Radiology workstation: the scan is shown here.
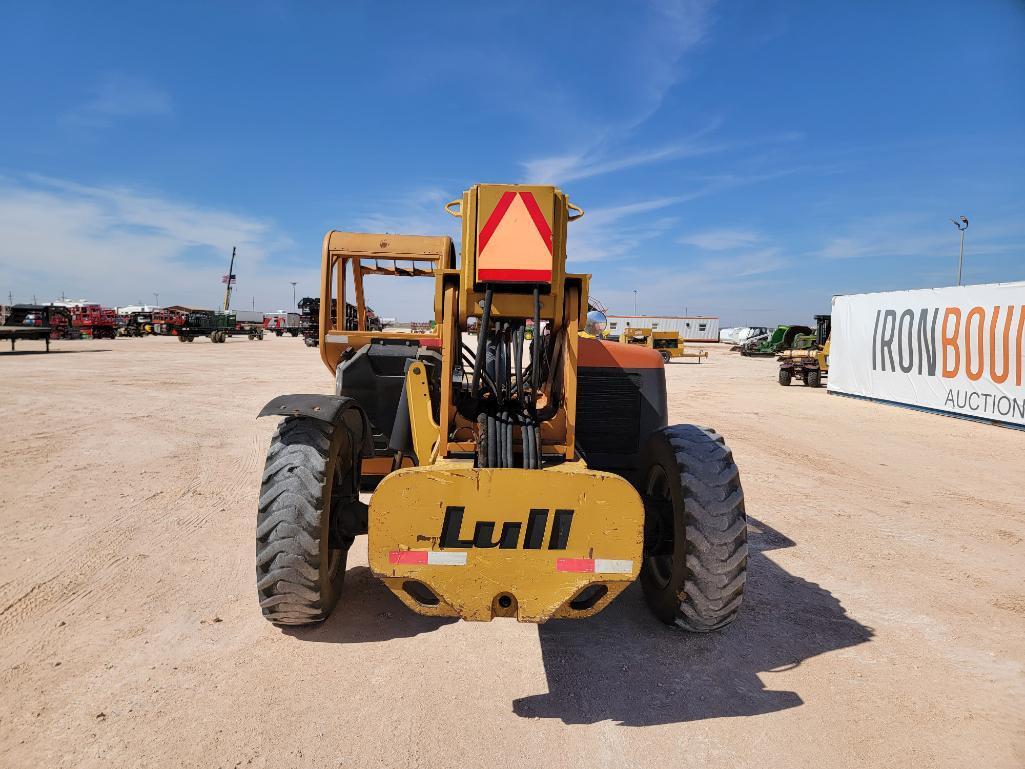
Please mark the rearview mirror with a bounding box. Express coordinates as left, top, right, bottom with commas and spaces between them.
585, 309, 608, 336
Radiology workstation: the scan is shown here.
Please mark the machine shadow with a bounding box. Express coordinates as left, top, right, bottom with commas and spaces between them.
283, 566, 456, 643
512, 517, 873, 726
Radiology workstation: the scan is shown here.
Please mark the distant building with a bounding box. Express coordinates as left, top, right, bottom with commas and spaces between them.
606, 315, 720, 342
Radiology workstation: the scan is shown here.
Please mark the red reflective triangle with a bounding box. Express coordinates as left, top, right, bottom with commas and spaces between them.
478, 191, 553, 255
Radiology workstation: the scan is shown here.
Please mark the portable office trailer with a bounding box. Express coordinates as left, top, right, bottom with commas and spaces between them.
606, 315, 719, 342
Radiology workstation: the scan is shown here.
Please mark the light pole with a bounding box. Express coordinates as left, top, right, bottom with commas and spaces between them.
153, 292, 159, 307
633, 290, 638, 315
950, 216, 968, 286
290, 281, 297, 309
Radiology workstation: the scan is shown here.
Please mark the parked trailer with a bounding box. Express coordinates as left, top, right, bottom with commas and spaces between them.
606, 315, 719, 342
177, 311, 264, 343
623, 327, 708, 363
0, 304, 64, 351
265, 312, 302, 337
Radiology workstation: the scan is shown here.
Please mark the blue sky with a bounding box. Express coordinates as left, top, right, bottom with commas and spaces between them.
1, 1, 1022, 324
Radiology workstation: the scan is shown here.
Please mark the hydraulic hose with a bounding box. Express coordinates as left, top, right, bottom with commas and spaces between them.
486, 413, 497, 468
531, 286, 541, 395
471, 286, 493, 398
513, 325, 525, 404
461, 351, 498, 398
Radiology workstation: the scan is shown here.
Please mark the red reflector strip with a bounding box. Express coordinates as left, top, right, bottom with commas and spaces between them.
556, 558, 633, 574
390, 550, 428, 565
389, 550, 468, 566
477, 268, 553, 283
477, 190, 517, 255
556, 558, 595, 573
518, 191, 553, 254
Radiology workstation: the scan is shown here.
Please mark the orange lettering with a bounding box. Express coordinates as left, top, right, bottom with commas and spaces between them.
990, 306, 1013, 384
1017, 305, 1025, 387
965, 306, 985, 381
941, 307, 961, 378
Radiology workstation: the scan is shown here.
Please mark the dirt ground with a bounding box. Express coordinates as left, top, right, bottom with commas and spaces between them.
1, 334, 1022, 769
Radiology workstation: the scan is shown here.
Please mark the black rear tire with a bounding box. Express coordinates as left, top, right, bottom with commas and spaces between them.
660, 350, 671, 364
256, 416, 361, 625
640, 425, 748, 631
807, 369, 821, 388
778, 368, 792, 386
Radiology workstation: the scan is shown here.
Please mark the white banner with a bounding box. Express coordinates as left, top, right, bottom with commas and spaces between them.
828, 282, 1025, 428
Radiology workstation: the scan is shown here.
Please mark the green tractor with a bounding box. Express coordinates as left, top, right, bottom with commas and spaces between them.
740, 324, 813, 357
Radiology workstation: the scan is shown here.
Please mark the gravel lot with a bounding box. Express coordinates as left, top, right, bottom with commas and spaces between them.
1, 334, 1022, 768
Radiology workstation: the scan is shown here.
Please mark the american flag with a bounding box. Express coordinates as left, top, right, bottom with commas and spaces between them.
221, 274, 237, 285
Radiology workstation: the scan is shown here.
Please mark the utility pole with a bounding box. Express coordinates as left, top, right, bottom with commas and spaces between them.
7, 290, 12, 304
153, 292, 159, 307
223, 247, 237, 311
950, 216, 968, 286
633, 290, 638, 314
290, 281, 297, 309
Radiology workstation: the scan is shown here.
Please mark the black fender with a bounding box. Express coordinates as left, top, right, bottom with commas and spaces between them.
258, 394, 374, 458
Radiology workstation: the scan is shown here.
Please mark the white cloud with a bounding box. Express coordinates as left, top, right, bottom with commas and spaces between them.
349, 187, 461, 242
523, 121, 724, 185
625, 0, 717, 129
704, 248, 790, 277
63, 73, 173, 126
519, 0, 717, 185
0, 174, 309, 311
567, 171, 798, 263
678, 228, 762, 251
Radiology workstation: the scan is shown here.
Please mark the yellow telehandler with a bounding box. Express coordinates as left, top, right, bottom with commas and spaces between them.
256, 184, 747, 630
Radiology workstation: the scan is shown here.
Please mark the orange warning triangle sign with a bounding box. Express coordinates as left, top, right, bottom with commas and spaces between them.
477, 191, 553, 283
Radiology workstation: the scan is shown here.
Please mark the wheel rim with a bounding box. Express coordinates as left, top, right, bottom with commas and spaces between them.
324, 431, 356, 590
644, 464, 675, 590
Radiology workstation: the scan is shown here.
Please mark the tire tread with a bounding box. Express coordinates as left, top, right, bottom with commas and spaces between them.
256, 417, 340, 626
655, 424, 748, 631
